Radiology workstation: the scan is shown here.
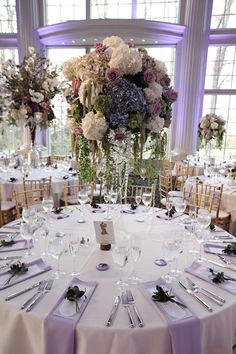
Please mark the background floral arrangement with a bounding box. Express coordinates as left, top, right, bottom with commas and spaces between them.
198, 113, 226, 149
63, 36, 177, 186
0, 47, 59, 145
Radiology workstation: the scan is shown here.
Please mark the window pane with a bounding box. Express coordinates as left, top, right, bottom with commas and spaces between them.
211, 0, 236, 29
0, 0, 17, 33
205, 46, 236, 90
91, 0, 132, 18
0, 48, 20, 153
45, 0, 86, 25
47, 48, 86, 155
201, 94, 236, 159
136, 0, 180, 23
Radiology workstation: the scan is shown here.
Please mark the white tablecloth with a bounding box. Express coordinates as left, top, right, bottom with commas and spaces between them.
0, 206, 236, 354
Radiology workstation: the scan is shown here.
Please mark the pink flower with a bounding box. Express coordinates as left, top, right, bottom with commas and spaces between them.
71, 79, 80, 92
126, 41, 134, 48
115, 131, 124, 141
105, 68, 123, 83
163, 119, 171, 128
151, 100, 161, 117
160, 74, 171, 88
144, 69, 156, 84
95, 42, 107, 53
73, 124, 83, 136
163, 88, 178, 103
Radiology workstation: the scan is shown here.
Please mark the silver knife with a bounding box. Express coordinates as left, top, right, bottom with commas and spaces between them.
106, 295, 120, 327
179, 281, 213, 312
206, 259, 236, 273
121, 292, 135, 328
5, 280, 42, 301
0, 256, 21, 261
25, 279, 54, 312
21, 280, 48, 309
126, 290, 144, 327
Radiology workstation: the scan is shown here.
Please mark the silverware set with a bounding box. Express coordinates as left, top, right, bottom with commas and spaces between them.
4, 278, 54, 312
106, 290, 143, 328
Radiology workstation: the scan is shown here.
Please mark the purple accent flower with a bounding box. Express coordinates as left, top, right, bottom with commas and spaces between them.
151, 100, 161, 117
105, 68, 123, 83
144, 69, 156, 84
163, 88, 178, 103
160, 74, 171, 88
95, 42, 106, 53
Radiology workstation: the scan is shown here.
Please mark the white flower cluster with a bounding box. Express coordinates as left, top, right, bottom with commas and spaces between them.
144, 82, 163, 103
146, 116, 165, 133
198, 113, 226, 146
82, 111, 108, 140
109, 44, 142, 75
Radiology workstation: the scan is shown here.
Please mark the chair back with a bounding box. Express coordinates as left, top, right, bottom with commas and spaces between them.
126, 183, 156, 207
23, 177, 52, 194
13, 188, 47, 218
175, 161, 189, 190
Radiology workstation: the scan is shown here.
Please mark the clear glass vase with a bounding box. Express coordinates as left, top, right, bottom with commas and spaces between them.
28, 144, 40, 168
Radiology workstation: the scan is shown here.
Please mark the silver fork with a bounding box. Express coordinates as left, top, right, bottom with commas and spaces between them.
218, 255, 236, 265
186, 277, 225, 305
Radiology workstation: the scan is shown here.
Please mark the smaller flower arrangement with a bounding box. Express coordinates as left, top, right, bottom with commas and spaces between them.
198, 113, 226, 149
0, 47, 59, 145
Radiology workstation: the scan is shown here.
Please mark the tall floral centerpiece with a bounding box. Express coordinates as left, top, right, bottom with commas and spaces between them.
63, 36, 177, 190
0, 47, 59, 147
198, 113, 226, 158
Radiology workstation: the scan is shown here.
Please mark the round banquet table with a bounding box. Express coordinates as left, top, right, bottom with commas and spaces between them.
0, 205, 236, 354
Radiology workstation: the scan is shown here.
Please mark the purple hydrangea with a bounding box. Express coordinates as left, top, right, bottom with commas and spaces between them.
104, 78, 147, 116
107, 112, 128, 128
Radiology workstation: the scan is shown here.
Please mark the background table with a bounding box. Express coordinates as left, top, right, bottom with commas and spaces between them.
0, 206, 236, 354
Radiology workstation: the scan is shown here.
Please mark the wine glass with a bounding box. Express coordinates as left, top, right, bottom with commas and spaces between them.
112, 245, 129, 290
173, 198, 186, 224
20, 222, 32, 258
140, 168, 147, 180
128, 237, 142, 284
193, 223, 209, 262
142, 191, 152, 214
166, 197, 174, 222
42, 195, 54, 213
104, 189, 112, 220
22, 206, 36, 224
77, 189, 88, 223
69, 234, 80, 276
110, 189, 118, 213
49, 236, 66, 279
162, 236, 183, 283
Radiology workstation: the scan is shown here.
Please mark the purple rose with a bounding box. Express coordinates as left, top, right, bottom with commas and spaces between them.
151, 100, 161, 117
160, 74, 171, 88
163, 119, 171, 128
95, 42, 106, 53
163, 88, 178, 103
105, 68, 123, 83
144, 69, 156, 84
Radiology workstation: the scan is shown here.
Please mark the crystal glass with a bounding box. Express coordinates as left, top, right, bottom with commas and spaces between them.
128, 238, 141, 284
69, 234, 80, 276
77, 189, 88, 223
166, 197, 174, 222
49, 236, 66, 279
174, 198, 186, 214
142, 191, 152, 214
20, 222, 32, 258
22, 206, 36, 224
112, 245, 129, 290
197, 209, 211, 229
104, 189, 112, 220
42, 195, 54, 213
162, 236, 183, 283
193, 223, 209, 262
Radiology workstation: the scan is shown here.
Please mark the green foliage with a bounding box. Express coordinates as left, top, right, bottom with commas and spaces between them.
93, 95, 112, 114
77, 135, 96, 183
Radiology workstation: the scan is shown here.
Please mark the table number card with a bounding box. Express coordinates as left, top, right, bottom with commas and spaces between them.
94, 221, 115, 245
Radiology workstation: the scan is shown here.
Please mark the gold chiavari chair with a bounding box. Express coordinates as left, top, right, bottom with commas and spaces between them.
23, 177, 52, 194
61, 181, 103, 206
13, 188, 48, 219
174, 161, 190, 191
125, 183, 156, 207
0, 200, 16, 226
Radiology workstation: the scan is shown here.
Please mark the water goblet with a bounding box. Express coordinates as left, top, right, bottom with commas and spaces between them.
49, 236, 66, 279
128, 238, 142, 284
77, 189, 88, 223
142, 191, 152, 215
20, 222, 32, 258
162, 236, 183, 283
22, 206, 36, 224
42, 195, 54, 214
104, 189, 112, 220
112, 245, 129, 291
69, 234, 80, 276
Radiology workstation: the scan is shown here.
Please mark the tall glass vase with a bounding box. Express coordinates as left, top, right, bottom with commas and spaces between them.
28, 143, 39, 168
205, 141, 212, 162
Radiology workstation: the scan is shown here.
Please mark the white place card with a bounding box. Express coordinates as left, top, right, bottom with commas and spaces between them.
94, 220, 115, 245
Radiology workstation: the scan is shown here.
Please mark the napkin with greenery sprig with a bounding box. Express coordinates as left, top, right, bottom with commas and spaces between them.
165, 207, 176, 218
4, 261, 28, 285
222, 243, 236, 255
209, 268, 236, 283
152, 285, 186, 308
0, 239, 15, 248
64, 286, 87, 313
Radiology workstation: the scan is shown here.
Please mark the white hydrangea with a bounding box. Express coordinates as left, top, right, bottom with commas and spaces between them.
211, 122, 218, 129
146, 116, 164, 133
82, 111, 108, 140
109, 44, 142, 75
62, 57, 80, 81
29, 89, 44, 103
144, 83, 162, 103
155, 59, 168, 81
103, 36, 125, 48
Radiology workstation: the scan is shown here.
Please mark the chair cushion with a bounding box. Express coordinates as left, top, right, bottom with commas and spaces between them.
1, 201, 15, 211
211, 209, 230, 220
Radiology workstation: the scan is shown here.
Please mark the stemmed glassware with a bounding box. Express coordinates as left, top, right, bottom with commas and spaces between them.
162, 236, 183, 283
20, 222, 33, 258
77, 188, 89, 223
128, 237, 141, 284
166, 196, 174, 221
173, 198, 186, 224
104, 188, 112, 220
195, 209, 211, 261
110, 189, 118, 213
42, 194, 54, 214
49, 236, 66, 279
142, 191, 152, 214
112, 244, 129, 290
69, 234, 80, 276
